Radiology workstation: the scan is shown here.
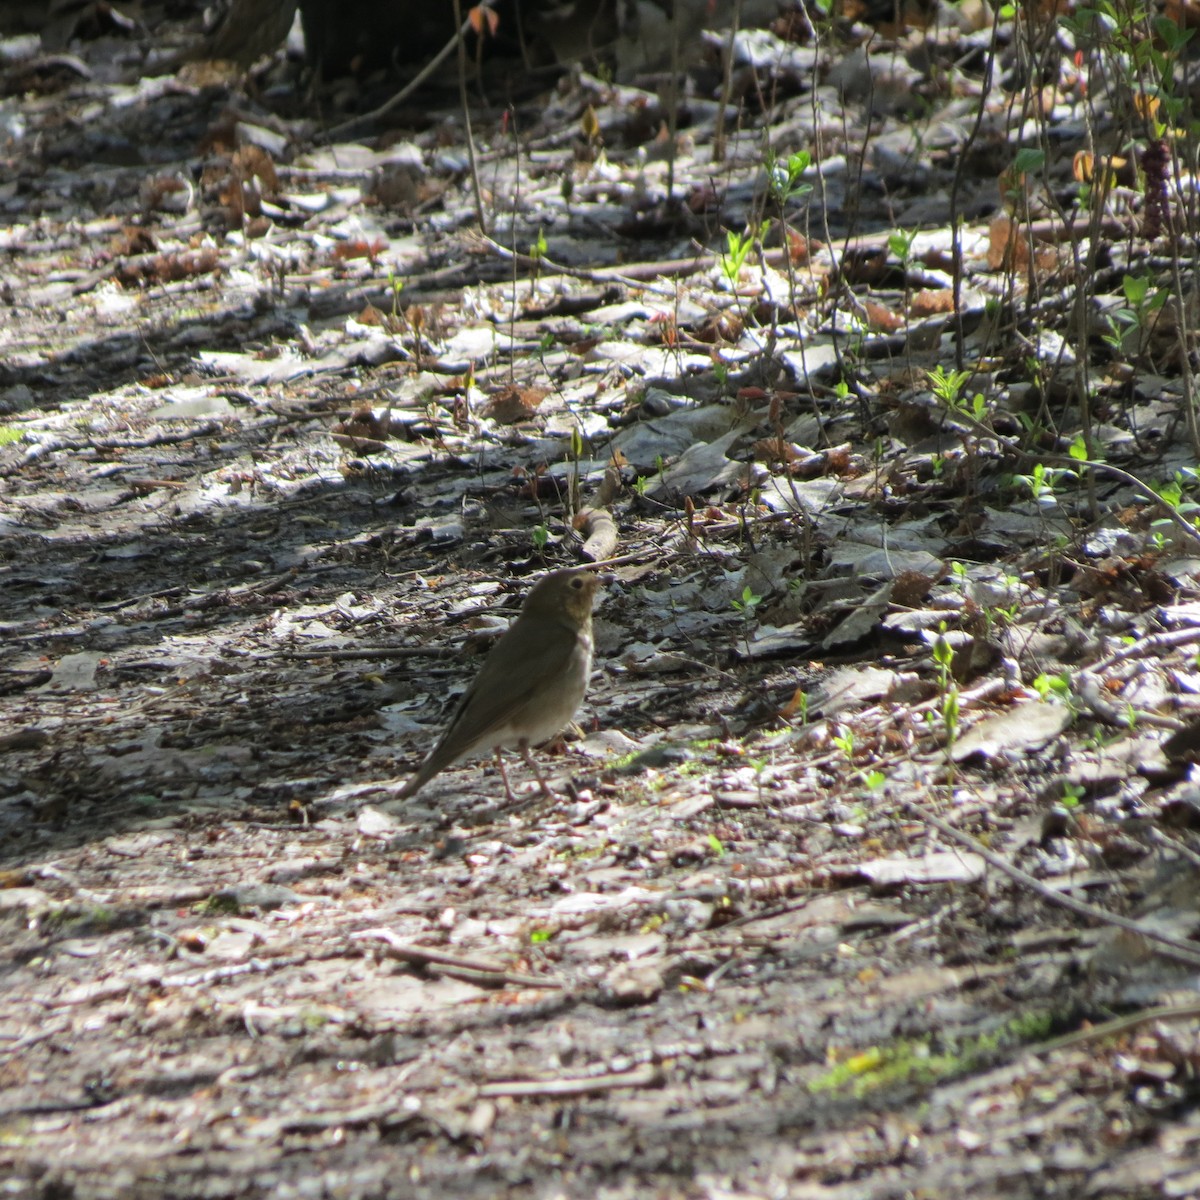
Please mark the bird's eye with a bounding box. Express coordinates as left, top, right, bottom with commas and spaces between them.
571, 577, 583, 588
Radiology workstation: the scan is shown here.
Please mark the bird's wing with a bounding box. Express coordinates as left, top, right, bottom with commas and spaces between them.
447, 616, 578, 740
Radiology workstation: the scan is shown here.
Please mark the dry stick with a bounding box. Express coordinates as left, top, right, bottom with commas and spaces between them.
901, 799, 1200, 969
476, 217, 1128, 300
1086, 625, 1200, 675
1026, 1000, 1200, 1057
711, 0, 742, 165
663, 0, 682, 202
948, 0, 1002, 374
476, 232, 686, 297
477, 1065, 664, 1099
932, 399, 1200, 554
1163, 193, 1200, 459
354, 927, 562, 989
579, 505, 619, 562
283, 646, 462, 660
451, 0, 487, 233
320, 2, 496, 144
1034, 453, 1200, 551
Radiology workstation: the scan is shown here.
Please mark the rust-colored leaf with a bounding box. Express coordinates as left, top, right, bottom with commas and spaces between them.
468, 4, 500, 37
863, 298, 903, 332
484, 386, 548, 424
909, 289, 954, 316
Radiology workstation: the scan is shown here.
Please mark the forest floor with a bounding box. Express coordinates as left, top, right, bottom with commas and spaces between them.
3, 3, 1200, 1198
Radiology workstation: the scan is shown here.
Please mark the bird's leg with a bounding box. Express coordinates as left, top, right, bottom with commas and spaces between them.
494, 750, 518, 803
518, 739, 555, 799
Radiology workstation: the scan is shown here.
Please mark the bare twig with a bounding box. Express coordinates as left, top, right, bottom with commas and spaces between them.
477, 1065, 663, 1099
902, 800, 1200, 969
320, 2, 495, 143
353, 927, 562, 989
1027, 1001, 1200, 1057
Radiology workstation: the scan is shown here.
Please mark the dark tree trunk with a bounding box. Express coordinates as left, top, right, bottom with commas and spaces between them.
297, 0, 619, 77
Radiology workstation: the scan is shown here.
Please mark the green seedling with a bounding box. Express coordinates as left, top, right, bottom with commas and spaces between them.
767, 148, 813, 206
732, 584, 764, 655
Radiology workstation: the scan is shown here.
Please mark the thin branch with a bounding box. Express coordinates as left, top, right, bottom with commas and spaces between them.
902, 800, 1200, 969
477, 1065, 663, 1099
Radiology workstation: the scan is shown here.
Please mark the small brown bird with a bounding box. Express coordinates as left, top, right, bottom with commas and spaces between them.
174, 0, 298, 68
398, 569, 601, 801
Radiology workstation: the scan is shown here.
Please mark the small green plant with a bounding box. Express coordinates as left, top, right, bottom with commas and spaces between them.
732, 585, 763, 615
720, 226, 758, 286
888, 227, 918, 311
568, 424, 585, 517
386, 267, 405, 323
932, 625, 960, 775
1154, 469, 1200, 537
529, 928, 554, 944
1013, 460, 1077, 510
927, 364, 972, 408
529, 227, 548, 282
1060, 782, 1086, 809
532, 524, 550, 554
926, 361, 991, 482
766, 148, 813, 207
732, 584, 764, 654
0, 426, 22, 447
1032, 672, 1074, 704
1101, 274, 1169, 358
832, 726, 855, 760
707, 833, 726, 857
888, 227, 917, 267
985, 572, 1025, 628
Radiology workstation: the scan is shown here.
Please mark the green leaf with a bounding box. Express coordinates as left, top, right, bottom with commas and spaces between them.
1012, 148, 1045, 174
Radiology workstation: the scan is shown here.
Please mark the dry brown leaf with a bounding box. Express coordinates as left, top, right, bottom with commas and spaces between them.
863, 298, 903, 331
987, 215, 1026, 271
751, 436, 800, 467
694, 310, 743, 343
114, 247, 220, 288
890, 569, 937, 608
484, 386, 549, 424
331, 239, 386, 264
909, 289, 954, 316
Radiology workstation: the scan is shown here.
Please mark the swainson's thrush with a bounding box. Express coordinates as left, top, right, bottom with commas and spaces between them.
398, 569, 601, 800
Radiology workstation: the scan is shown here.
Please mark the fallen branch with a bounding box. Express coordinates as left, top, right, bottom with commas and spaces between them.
477, 1064, 663, 1099
902, 800, 1200, 969
354, 927, 562, 989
